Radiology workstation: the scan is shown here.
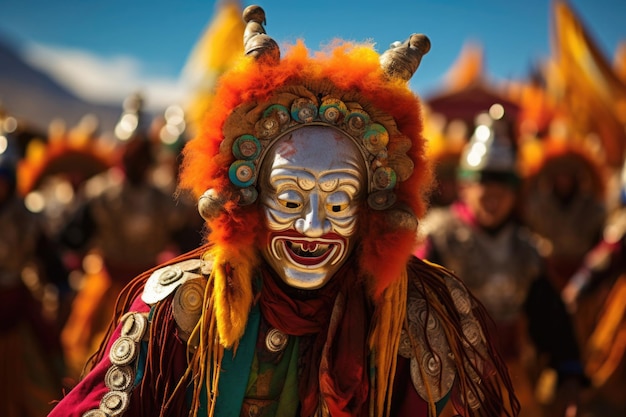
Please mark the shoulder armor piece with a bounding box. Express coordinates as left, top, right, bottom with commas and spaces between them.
172, 276, 207, 347
399, 278, 456, 402
400, 266, 488, 405
142, 258, 212, 305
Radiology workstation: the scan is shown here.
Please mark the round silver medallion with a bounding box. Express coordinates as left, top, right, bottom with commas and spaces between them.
265, 328, 289, 352
109, 336, 138, 366
120, 312, 148, 342
105, 365, 134, 392
158, 266, 183, 285
100, 391, 130, 416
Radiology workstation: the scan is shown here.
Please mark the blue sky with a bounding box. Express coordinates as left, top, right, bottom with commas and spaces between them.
1, 0, 624, 111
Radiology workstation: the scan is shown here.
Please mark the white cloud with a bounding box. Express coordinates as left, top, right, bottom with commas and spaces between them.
21, 42, 186, 112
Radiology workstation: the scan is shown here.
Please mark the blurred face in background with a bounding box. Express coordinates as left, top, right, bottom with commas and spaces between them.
459, 177, 517, 230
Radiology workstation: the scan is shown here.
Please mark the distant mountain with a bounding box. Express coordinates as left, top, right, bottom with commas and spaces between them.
0, 36, 123, 136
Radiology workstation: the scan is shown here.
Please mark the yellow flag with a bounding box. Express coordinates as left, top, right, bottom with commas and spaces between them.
442, 41, 485, 92
552, 0, 625, 104
182, 0, 245, 134
550, 0, 626, 166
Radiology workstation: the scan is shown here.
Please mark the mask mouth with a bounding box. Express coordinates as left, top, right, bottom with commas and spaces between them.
270, 234, 347, 268
286, 240, 334, 265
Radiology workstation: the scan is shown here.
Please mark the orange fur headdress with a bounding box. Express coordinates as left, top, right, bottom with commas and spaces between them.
178, 5, 433, 346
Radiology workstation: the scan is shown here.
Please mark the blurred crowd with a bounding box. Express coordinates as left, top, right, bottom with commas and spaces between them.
0, 1, 624, 417
0, 90, 205, 416
413, 3, 626, 415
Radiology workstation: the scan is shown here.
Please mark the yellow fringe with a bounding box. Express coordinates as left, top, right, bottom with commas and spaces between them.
209, 245, 258, 348
369, 268, 408, 417
186, 247, 258, 417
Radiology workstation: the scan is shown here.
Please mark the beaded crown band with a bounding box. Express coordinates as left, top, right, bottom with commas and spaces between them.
228, 97, 398, 210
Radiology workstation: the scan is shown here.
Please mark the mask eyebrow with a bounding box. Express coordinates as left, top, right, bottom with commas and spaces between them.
269, 168, 315, 187
270, 170, 314, 192
318, 171, 361, 191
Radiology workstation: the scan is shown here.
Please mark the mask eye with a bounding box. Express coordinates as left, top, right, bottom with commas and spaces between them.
327, 203, 348, 213
277, 190, 302, 210
326, 191, 351, 213
281, 201, 301, 209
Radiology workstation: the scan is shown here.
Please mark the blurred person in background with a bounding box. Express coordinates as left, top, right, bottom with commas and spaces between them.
521, 137, 607, 292
17, 113, 118, 332
415, 110, 586, 417
560, 153, 626, 417
58, 93, 192, 382
147, 103, 206, 254
0, 114, 68, 417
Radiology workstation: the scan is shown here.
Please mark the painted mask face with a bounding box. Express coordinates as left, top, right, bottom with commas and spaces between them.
259, 125, 367, 289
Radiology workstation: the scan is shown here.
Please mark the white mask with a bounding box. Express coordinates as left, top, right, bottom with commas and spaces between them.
259, 125, 367, 289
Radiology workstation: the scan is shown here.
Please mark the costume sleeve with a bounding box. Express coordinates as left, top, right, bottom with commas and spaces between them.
48, 297, 151, 417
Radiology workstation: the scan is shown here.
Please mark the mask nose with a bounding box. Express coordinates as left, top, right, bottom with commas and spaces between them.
295, 193, 331, 237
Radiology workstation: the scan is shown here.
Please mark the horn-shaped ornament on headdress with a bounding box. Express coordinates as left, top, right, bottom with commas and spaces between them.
242, 5, 280, 62
380, 33, 431, 82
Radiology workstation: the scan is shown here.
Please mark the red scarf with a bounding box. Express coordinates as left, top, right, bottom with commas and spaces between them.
259, 267, 370, 417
